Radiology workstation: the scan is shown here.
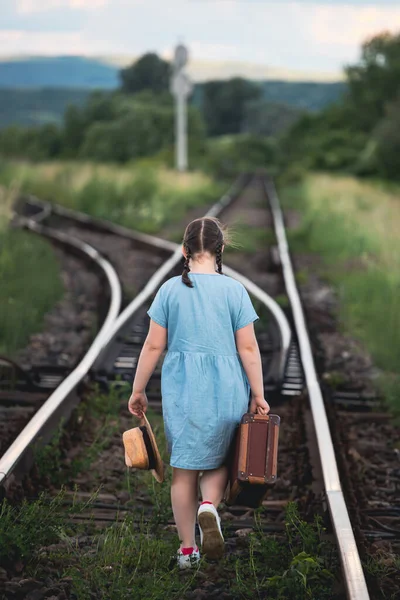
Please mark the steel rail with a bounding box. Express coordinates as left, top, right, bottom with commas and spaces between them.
1, 175, 292, 488
0, 216, 122, 486
265, 177, 369, 600
22, 195, 178, 254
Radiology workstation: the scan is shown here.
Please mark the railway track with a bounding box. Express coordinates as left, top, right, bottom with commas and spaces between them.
0, 175, 290, 486
1, 172, 394, 599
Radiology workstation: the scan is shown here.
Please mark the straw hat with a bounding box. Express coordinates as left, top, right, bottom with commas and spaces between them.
122, 414, 164, 483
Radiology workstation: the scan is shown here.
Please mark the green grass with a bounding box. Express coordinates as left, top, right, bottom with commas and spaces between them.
225, 223, 275, 255
60, 519, 197, 600
0, 185, 63, 356
34, 382, 125, 487
280, 173, 400, 412
232, 504, 338, 599
0, 490, 79, 568
0, 160, 224, 235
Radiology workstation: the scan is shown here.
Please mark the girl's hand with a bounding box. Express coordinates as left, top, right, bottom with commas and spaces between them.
250, 395, 270, 416
128, 391, 148, 418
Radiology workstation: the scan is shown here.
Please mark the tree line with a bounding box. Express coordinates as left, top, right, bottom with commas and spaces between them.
281, 32, 400, 180
0, 87, 205, 164
0, 33, 399, 181
0, 53, 300, 166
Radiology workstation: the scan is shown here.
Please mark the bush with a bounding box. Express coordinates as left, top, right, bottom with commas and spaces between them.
373, 94, 400, 180
203, 134, 277, 179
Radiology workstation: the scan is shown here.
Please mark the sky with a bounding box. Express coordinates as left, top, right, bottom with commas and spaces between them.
1, 1, 400, 76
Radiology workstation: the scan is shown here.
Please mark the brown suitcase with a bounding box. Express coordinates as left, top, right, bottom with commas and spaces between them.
226, 413, 280, 508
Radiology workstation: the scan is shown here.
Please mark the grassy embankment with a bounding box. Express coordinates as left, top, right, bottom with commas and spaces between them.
0, 160, 222, 356
0, 185, 63, 355
280, 173, 400, 412
0, 160, 223, 235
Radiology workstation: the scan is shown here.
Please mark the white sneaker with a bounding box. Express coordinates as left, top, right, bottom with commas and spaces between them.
197, 503, 224, 559
177, 546, 200, 570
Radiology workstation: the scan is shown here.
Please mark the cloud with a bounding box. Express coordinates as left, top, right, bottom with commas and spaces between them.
17, 0, 109, 13
1, 1, 85, 32
1, 1, 400, 75
0, 29, 104, 55
309, 4, 400, 48
179, 42, 244, 62
70, 0, 109, 7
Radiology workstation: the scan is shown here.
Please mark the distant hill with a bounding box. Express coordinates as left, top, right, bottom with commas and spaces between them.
192, 80, 346, 114
259, 80, 346, 112
0, 88, 92, 128
0, 57, 118, 89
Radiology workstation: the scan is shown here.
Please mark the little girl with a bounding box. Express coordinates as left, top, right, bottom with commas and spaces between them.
128, 217, 269, 569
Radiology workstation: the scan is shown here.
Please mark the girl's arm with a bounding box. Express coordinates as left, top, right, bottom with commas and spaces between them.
235, 323, 270, 415
128, 320, 167, 417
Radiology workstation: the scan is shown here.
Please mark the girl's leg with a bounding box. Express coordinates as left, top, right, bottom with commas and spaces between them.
171, 467, 199, 548
199, 466, 228, 507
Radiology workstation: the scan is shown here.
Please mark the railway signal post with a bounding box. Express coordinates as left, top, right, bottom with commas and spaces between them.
171, 44, 192, 172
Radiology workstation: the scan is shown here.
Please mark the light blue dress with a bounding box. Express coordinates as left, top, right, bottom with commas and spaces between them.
147, 273, 259, 470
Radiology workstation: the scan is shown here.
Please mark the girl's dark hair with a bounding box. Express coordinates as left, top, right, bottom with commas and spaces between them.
182, 217, 226, 288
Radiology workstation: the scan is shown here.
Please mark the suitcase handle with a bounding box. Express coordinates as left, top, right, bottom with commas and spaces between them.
243, 413, 269, 423
265, 419, 279, 483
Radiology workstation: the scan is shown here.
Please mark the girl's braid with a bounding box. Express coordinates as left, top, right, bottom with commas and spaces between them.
182, 244, 193, 288
215, 241, 223, 275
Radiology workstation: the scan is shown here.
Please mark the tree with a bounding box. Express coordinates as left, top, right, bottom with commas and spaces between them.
202, 78, 262, 136
80, 100, 206, 164
120, 53, 170, 95
62, 105, 86, 157
242, 100, 303, 137
346, 32, 400, 131
35, 124, 62, 159
84, 91, 115, 123
204, 134, 277, 179
374, 93, 400, 179
0, 124, 62, 160
0, 126, 24, 157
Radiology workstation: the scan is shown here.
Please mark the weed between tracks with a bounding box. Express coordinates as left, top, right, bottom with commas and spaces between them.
1, 387, 341, 599
232, 505, 337, 599
34, 384, 122, 487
